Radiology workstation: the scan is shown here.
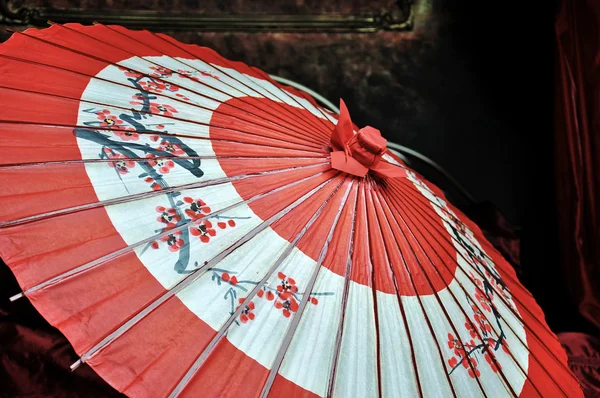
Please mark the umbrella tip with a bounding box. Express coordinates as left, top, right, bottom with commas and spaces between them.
47, 20, 55, 25
92, 21, 101, 25
9, 292, 23, 301
70, 360, 82, 371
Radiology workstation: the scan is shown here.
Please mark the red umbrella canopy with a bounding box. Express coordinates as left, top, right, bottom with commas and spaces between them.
0, 24, 582, 397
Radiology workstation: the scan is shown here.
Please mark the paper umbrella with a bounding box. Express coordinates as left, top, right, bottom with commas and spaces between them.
0, 24, 583, 397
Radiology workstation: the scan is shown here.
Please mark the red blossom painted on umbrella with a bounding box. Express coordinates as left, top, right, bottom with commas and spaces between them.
176, 68, 220, 83
477, 316, 492, 335
200, 71, 220, 80
475, 289, 492, 312
465, 319, 478, 339
118, 67, 143, 79
190, 220, 216, 243
448, 333, 457, 349
103, 148, 135, 174
221, 272, 238, 285
183, 197, 211, 220
158, 139, 185, 156
464, 339, 476, 350
447, 337, 481, 379
113, 128, 140, 142
236, 298, 256, 323
276, 272, 298, 300
448, 357, 459, 368
471, 304, 483, 320
108, 155, 135, 174
484, 271, 511, 307
468, 367, 481, 379
257, 288, 275, 301
469, 271, 484, 289
275, 296, 299, 318
96, 110, 124, 129
484, 351, 502, 373
469, 271, 493, 312
145, 176, 162, 191
471, 305, 492, 335
217, 220, 236, 229
156, 206, 181, 229
129, 97, 178, 118
443, 209, 467, 233
149, 65, 172, 78
140, 80, 166, 93
485, 272, 510, 306
149, 103, 178, 117
485, 270, 496, 284
498, 288, 514, 308
451, 338, 467, 359
176, 93, 191, 101
500, 339, 510, 354
129, 95, 146, 109
446, 297, 511, 379
140, 80, 180, 94
159, 231, 184, 252
146, 154, 176, 174
177, 69, 193, 77
177, 69, 201, 83
462, 356, 477, 370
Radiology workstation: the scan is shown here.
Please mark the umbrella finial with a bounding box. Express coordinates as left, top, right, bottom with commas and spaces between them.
330, 99, 405, 178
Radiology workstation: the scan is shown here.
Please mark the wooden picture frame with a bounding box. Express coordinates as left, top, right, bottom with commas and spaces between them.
0, 0, 414, 33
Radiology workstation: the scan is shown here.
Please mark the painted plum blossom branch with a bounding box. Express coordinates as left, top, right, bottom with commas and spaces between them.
74, 65, 249, 275
212, 269, 334, 326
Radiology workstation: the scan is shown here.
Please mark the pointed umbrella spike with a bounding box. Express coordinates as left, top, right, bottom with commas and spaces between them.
70, 360, 82, 371
9, 292, 23, 302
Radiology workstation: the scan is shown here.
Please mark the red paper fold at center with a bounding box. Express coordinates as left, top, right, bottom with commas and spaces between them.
330, 99, 406, 179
